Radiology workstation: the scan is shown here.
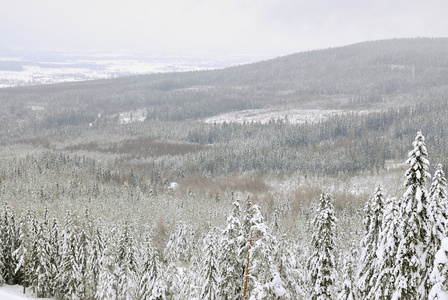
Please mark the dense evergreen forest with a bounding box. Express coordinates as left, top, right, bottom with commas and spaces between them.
1, 38, 448, 298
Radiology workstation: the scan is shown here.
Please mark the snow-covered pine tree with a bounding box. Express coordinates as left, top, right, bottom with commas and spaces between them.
275, 234, 304, 299
429, 237, 448, 300
138, 232, 166, 300
393, 131, 432, 299
29, 220, 51, 298
162, 260, 182, 298
357, 185, 386, 298
87, 226, 104, 298
425, 164, 448, 296
56, 210, 84, 300
338, 243, 359, 300
218, 200, 243, 299
371, 196, 400, 299
96, 244, 119, 300
164, 221, 195, 265
48, 217, 61, 296
308, 192, 337, 300
116, 221, 139, 299
1, 203, 19, 285
244, 204, 287, 299
199, 227, 220, 299
13, 209, 32, 293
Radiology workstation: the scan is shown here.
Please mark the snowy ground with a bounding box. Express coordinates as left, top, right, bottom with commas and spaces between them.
0, 284, 54, 300
204, 108, 344, 124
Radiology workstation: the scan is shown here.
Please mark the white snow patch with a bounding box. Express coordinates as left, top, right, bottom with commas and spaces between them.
29, 106, 44, 111
0, 284, 54, 299
116, 108, 147, 125
205, 109, 343, 124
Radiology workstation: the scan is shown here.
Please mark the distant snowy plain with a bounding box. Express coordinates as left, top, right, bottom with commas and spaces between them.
0, 49, 270, 88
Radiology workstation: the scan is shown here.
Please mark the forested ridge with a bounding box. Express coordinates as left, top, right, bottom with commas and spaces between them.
1, 38, 448, 298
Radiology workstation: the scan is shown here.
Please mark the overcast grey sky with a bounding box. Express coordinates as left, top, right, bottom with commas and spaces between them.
1, 0, 447, 56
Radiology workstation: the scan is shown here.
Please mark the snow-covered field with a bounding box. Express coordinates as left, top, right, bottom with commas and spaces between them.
0, 285, 53, 300
205, 108, 344, 124
0, 50, 271, 87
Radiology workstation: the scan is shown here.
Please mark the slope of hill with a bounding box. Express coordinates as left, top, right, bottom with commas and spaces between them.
1, 38, 447, 136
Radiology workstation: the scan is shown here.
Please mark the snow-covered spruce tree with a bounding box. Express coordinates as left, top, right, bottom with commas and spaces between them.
244, 204, 287, 299
13, 209, 32, 293
338, 243, 359, 300
48, 217, 61, 296
88, 226, 105, 298
356, 185, 386, 298
116, 222, 139, 299
275, 234, 304, 299
429, 237, 448, 299
138, 233, 166, 300
371, 196, 400, 299
1, 203, 19, 285
391, 131, 432, 299
218, 200, 243, 299
29, 221, 52, 298
56, 210, 84, 300
426, 164, 448, 295
164, 221, 195, 265
96, 244, 119, 300
179, 253, 198, 298
308, 192, 337, 300
162, 259, 182, 298
198, 227, 220, 299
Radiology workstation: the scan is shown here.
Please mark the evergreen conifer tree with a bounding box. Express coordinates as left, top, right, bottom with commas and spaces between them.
88, 226, 104, 298
218, 200, 243, 299
308, 192, 337, 300
13, 210, 32, 293
116, 222, 139, 299
371, 196, 400, 299
56, 210, 84, 299
429, 237, 448, 299
275, 234, 303, 299
426, 163, 448, 294
338, 244, 359, 300
199, 227, 220, 299
30, 221, 51, 298
48, 217, 61, 296
1, 204, 19, 285
96, 245, 119, 300
393, 131, 431, 299
357, 186, 386, 298
244, 204, 286, 299
138, 233, 165, 300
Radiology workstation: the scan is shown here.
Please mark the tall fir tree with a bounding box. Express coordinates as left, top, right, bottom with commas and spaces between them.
13, 209, 32, 293
218, 200, 243, 299
48, 217, 61, 296
199, 227, 220, 300
1, 204, 19, 285
371, 196, 400, 299
244, 204, 286, 299
338, 243, 359, 300
357, 185, 386, 298
425, 164, 448, 298
56, 210, 84, 300
429, 237, 448, 299
308, 192, 337, 300
116, 222, 139, 299
138, 233, 166, 300
393, 131, 432, 299
29, 221, 52, 298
